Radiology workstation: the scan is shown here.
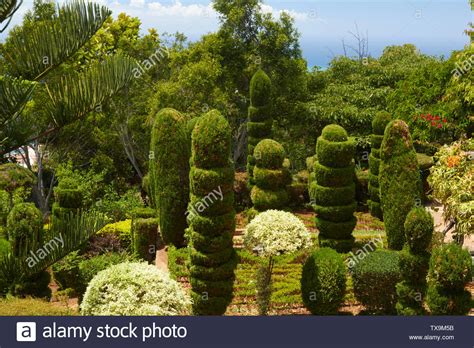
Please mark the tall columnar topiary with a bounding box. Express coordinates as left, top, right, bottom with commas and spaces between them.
379, 120, 421, 250
426, 244, 472, 315
313, 125, 356, 253
6, 203, 42, 257
188, 110, 236, 315
247, 69, 272, 185
368, 111, 392, 220
396, 207, 433, 315
149, 108, 190, 248
250, 139, 290, 211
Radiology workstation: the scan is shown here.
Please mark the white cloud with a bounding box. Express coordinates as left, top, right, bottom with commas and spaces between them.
130, 0, 145, 8
147, 1, 216, 17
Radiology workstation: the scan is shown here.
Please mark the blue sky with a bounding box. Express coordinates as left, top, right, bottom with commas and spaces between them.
4, 0, 472, 68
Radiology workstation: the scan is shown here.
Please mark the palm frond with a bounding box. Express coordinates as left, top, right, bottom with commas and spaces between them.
45, 53, 137, 127
0, 210, 107, 295
1, 0, 111, 80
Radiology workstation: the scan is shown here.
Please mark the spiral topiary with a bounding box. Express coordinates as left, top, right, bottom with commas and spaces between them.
7, 202, 42, 257
149, 108, 190, 248
379, 120, 421, 250
426, 244, 472, 315
301, 248, 346, 315
81, 262, 191, 315
188, 109, 236, 315
313, 124, 356, 252
395, 207, 433, 315
250, 139, 290, 211
52, 177, 83, 225
247, 69, 272, 185
368, 111, 392, 220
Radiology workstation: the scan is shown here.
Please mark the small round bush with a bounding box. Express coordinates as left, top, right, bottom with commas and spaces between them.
244, 210, 312, 257
352, 250, 401, 314
427, 244, 471, 290
254, 139, 285, 169
404, 207, 433, 253
81, 262, 191, 316
301, 248, 346, 315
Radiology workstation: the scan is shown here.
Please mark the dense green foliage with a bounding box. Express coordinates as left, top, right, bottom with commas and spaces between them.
52, 176, 84, 225
368, 111, 392, 219
132, 218, 160, 263
314, 125, 356, 252
301, 248, 346, 315
250, 139, 289, 211
6, 203, 42, 256
352, 250, 401, 314
396, 207, 433, 315
379, 120, 421, 250
426, 244, 472, 315
149, 108, 189, 247
247, 69, 273, 183
188, 110, 236, 315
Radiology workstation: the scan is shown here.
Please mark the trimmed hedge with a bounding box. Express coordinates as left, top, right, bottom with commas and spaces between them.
149, 108, 190, 248
396, 207, 433, 315
7, 203, 42, 257
132, 218, 160, 263
247, 70, 273, 184
314, 125, 356, 252
301, 248, 346, 314
379, 120, 421, 250
426, 244, 472, 315
52, 180, 83, 225
368, 111, 391, 220
352, 250, 401, 314
188, 110, 236, 315
250, 139, 289, 211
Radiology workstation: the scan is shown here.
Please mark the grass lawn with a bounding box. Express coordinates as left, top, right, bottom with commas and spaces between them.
0, 297, 78, 316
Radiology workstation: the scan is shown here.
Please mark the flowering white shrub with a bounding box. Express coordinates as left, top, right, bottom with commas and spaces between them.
244, 210, 312, 257
81, 262, 191, 316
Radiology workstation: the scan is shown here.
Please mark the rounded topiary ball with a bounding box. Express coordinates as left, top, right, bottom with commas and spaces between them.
372, 111, 392, 135
301, 248, 346, 315
244, 210, 312, 257
404, 207, 433, 252
254, 139, 285, 169
7, 203, 42, 242
321, 124, 348, 142
428, 244, 472, 290
81, 262, 191, 315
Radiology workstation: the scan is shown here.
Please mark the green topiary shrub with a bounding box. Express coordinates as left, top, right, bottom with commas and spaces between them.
368, 111, 391, 220
301, 248, 346, 315
6, 203, 42, 257
247, 70, 272, 185
379, 120, 421, 250
81, 262, 191, 315
250, 139, 290, 211
149, 108, 190, 248
396, 207, 433, 315
352, 250, 401, 314
52, 177, 84, 225
426, 244, 472, 315
314, 124, 356, 252
188, 110, 236, 315
132, 218, 161, 263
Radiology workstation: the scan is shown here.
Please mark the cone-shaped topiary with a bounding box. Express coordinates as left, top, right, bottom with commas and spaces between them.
149, 108, 190, 248
7, 203, 42, 257
314, 125, 356, 252
368, 111, 392, 220
379, 120, 421, 250
247, 70, 272, 185
250, 139, 290, 211
188, 109, 236, 315
426, 244, 472, 315
396, 207, 433, 315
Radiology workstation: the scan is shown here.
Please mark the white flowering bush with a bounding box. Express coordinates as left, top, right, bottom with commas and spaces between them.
244, 210, 312, 257
80, 262, 191, 316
